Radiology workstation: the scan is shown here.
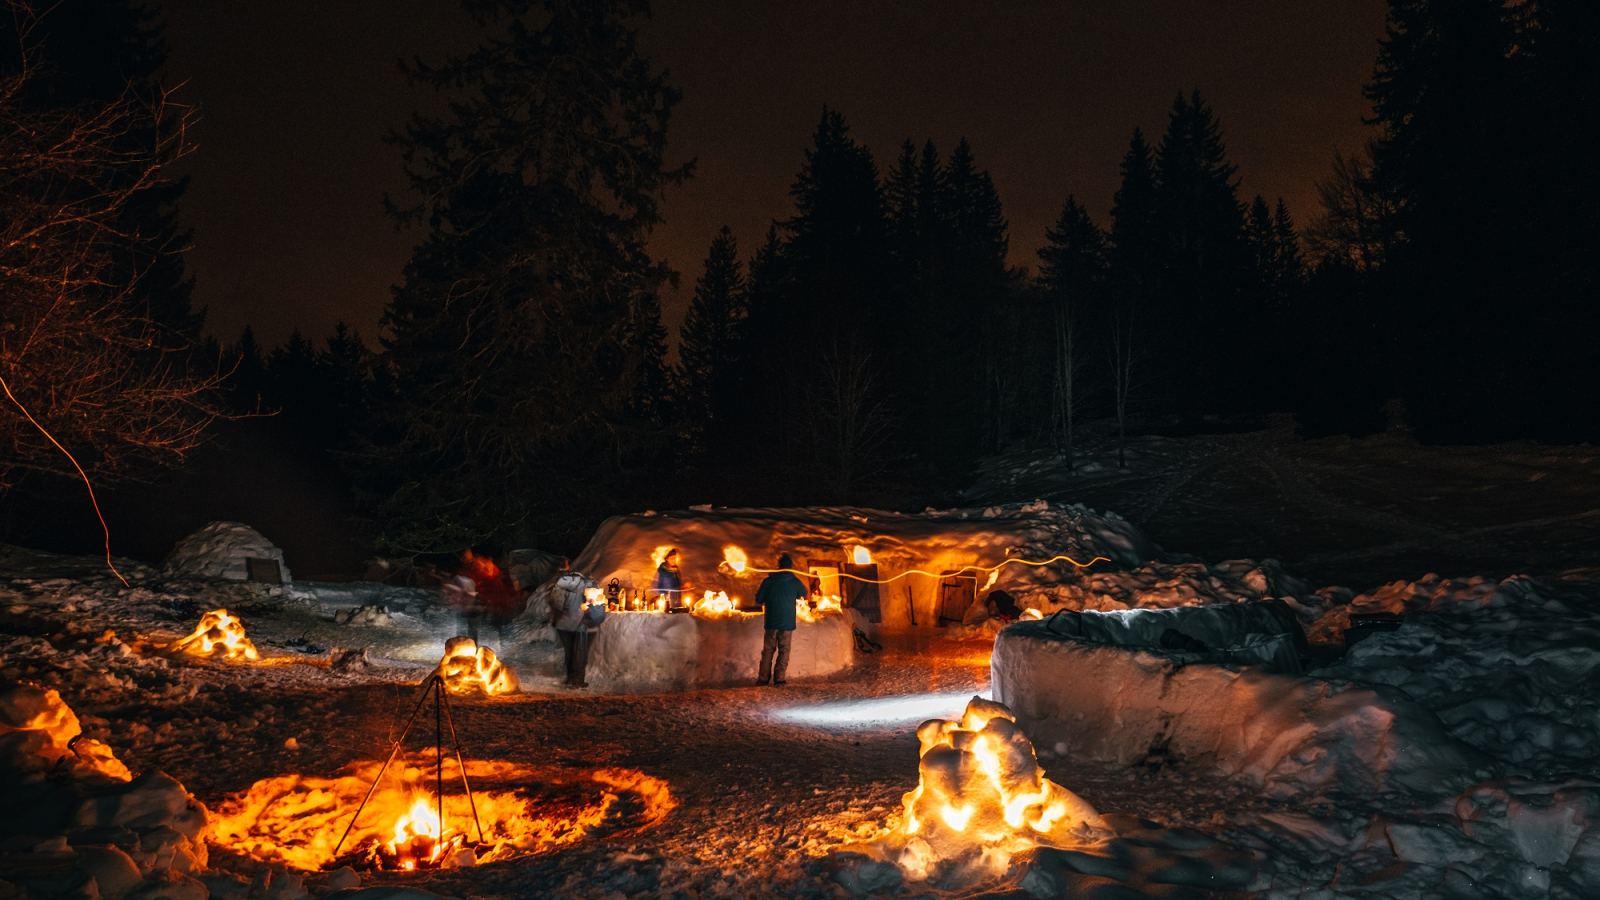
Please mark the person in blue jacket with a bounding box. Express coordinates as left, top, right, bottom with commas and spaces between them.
756, 553, 807, 685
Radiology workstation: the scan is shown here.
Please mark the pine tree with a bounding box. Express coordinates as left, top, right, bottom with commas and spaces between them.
370, 0, 692, 552
1152, 91, 1245, 411
676, 227, 746, 445
228, 327, 267, 412
1105, 129, 1160, 466
942, 139, 1012, 454
1036, 196, 1107, 468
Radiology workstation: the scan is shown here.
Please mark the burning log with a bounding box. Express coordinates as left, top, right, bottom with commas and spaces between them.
888, 697, 1107, 883
435, 637, 519, 695
168, 608, 258, 661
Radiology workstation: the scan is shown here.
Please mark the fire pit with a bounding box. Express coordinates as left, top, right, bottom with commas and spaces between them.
210, 759, 674, 871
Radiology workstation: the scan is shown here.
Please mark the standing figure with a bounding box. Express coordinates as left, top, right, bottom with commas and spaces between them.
756, 553, 806, 685
549, 572, 602, 688
651, 548, 687, 609
445, 549, 491, 641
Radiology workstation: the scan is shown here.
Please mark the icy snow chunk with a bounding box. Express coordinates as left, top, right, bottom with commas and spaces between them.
164, 522, 291, 583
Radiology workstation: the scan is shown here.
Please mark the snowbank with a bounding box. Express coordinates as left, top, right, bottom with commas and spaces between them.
586, 610, 854, 691
991, 619, 1487, 797
164, 522, 291, 583
572, 504, 1162, 628
0, 685, 212, 900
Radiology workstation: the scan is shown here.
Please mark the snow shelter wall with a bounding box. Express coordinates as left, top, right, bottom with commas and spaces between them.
586, 610, 853, 691
571, 505, 1162, 629
991, 619, 1487, 798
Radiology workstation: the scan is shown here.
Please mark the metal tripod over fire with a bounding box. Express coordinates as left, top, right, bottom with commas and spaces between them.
331, 673, 483, 861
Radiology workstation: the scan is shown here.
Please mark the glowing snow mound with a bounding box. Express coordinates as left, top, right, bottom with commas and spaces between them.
0, 684, 131, 781
436, 637, 520, 695
887, 697, 1108, 884
164, 520, 291, 582
169, 608, 259, 661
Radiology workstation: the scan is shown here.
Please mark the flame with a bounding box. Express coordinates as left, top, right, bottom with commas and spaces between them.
650, 546, 676, 568
384, 795, 461, 870
851, 545, 872, 565
170, 609, 259, 661
583, 587, 603, 603
982, 569, 999, 590
722, 545, 748, 574
210, 759, 675, 871
436, 637, 520, 695
817, 594, 843, 611
691, 590, 736, 616
893, 697, 1106, 862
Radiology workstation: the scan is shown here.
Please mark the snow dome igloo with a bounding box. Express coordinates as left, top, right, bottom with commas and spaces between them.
164, 521, 291, 583
572, 503, 1157, 628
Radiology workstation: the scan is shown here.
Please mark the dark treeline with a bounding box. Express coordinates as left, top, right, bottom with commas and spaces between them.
4, 0, 1595, 563
222, 0, 1597, 559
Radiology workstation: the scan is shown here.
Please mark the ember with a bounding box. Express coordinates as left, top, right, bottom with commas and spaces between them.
210, 760, 674, 871
169, 608, 258, 661
435, 637, 520, 695
889, 697, 1106, 882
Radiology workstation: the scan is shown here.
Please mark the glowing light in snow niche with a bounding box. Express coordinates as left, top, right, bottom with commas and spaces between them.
690, 590, 737, 616
650, 546, 676, 568
169, 608, 259, 661
851, 545, 872, 565
436, 636, 520, 695
982, 570, 999, 590
888, 696, 1109, 884
770, 691, 984, 728
722, 545, 748, 574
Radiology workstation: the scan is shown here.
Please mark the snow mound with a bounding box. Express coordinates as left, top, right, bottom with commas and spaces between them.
992, 618, 1488, 798
571, 504, 1163, 628
0, 685, 211, 900
1311, 574, 1600, 776
165, 521, 291, 583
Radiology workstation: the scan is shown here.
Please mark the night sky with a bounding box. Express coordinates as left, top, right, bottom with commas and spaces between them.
159, 0, 1389, 351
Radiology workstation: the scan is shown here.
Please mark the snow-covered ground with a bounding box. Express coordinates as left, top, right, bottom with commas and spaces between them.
4, 487, 1600, 899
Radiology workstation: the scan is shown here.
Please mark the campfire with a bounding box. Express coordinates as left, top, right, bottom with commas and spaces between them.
435, 637, 520, 695
888, 697, 1107, 883
210, 759, 674, 871
169, 608, 258, 661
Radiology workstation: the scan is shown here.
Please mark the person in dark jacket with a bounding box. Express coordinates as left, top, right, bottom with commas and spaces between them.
756, 553, 807, 685
650, 549, 687, 609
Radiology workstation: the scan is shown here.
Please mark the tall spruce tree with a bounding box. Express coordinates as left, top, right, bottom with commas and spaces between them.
1036, 196, 1107, 467
676, 226, 746, 446
370, 0, 691, 553
1152, 91, 1245, 412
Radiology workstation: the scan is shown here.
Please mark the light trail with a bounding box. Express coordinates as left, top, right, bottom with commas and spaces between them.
737, 553, 1111, 586
769, 690, 990, 728
0, 373, 128, 586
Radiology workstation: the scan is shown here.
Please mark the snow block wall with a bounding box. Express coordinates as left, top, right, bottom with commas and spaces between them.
572, 504, 1161, 628
164, 522, 291, 583
586, 611, 853, 691
991, 619, 1486, 797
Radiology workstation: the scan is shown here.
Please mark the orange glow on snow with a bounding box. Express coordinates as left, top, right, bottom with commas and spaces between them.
722, 545, 749, 574
851, 545, 872, 565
